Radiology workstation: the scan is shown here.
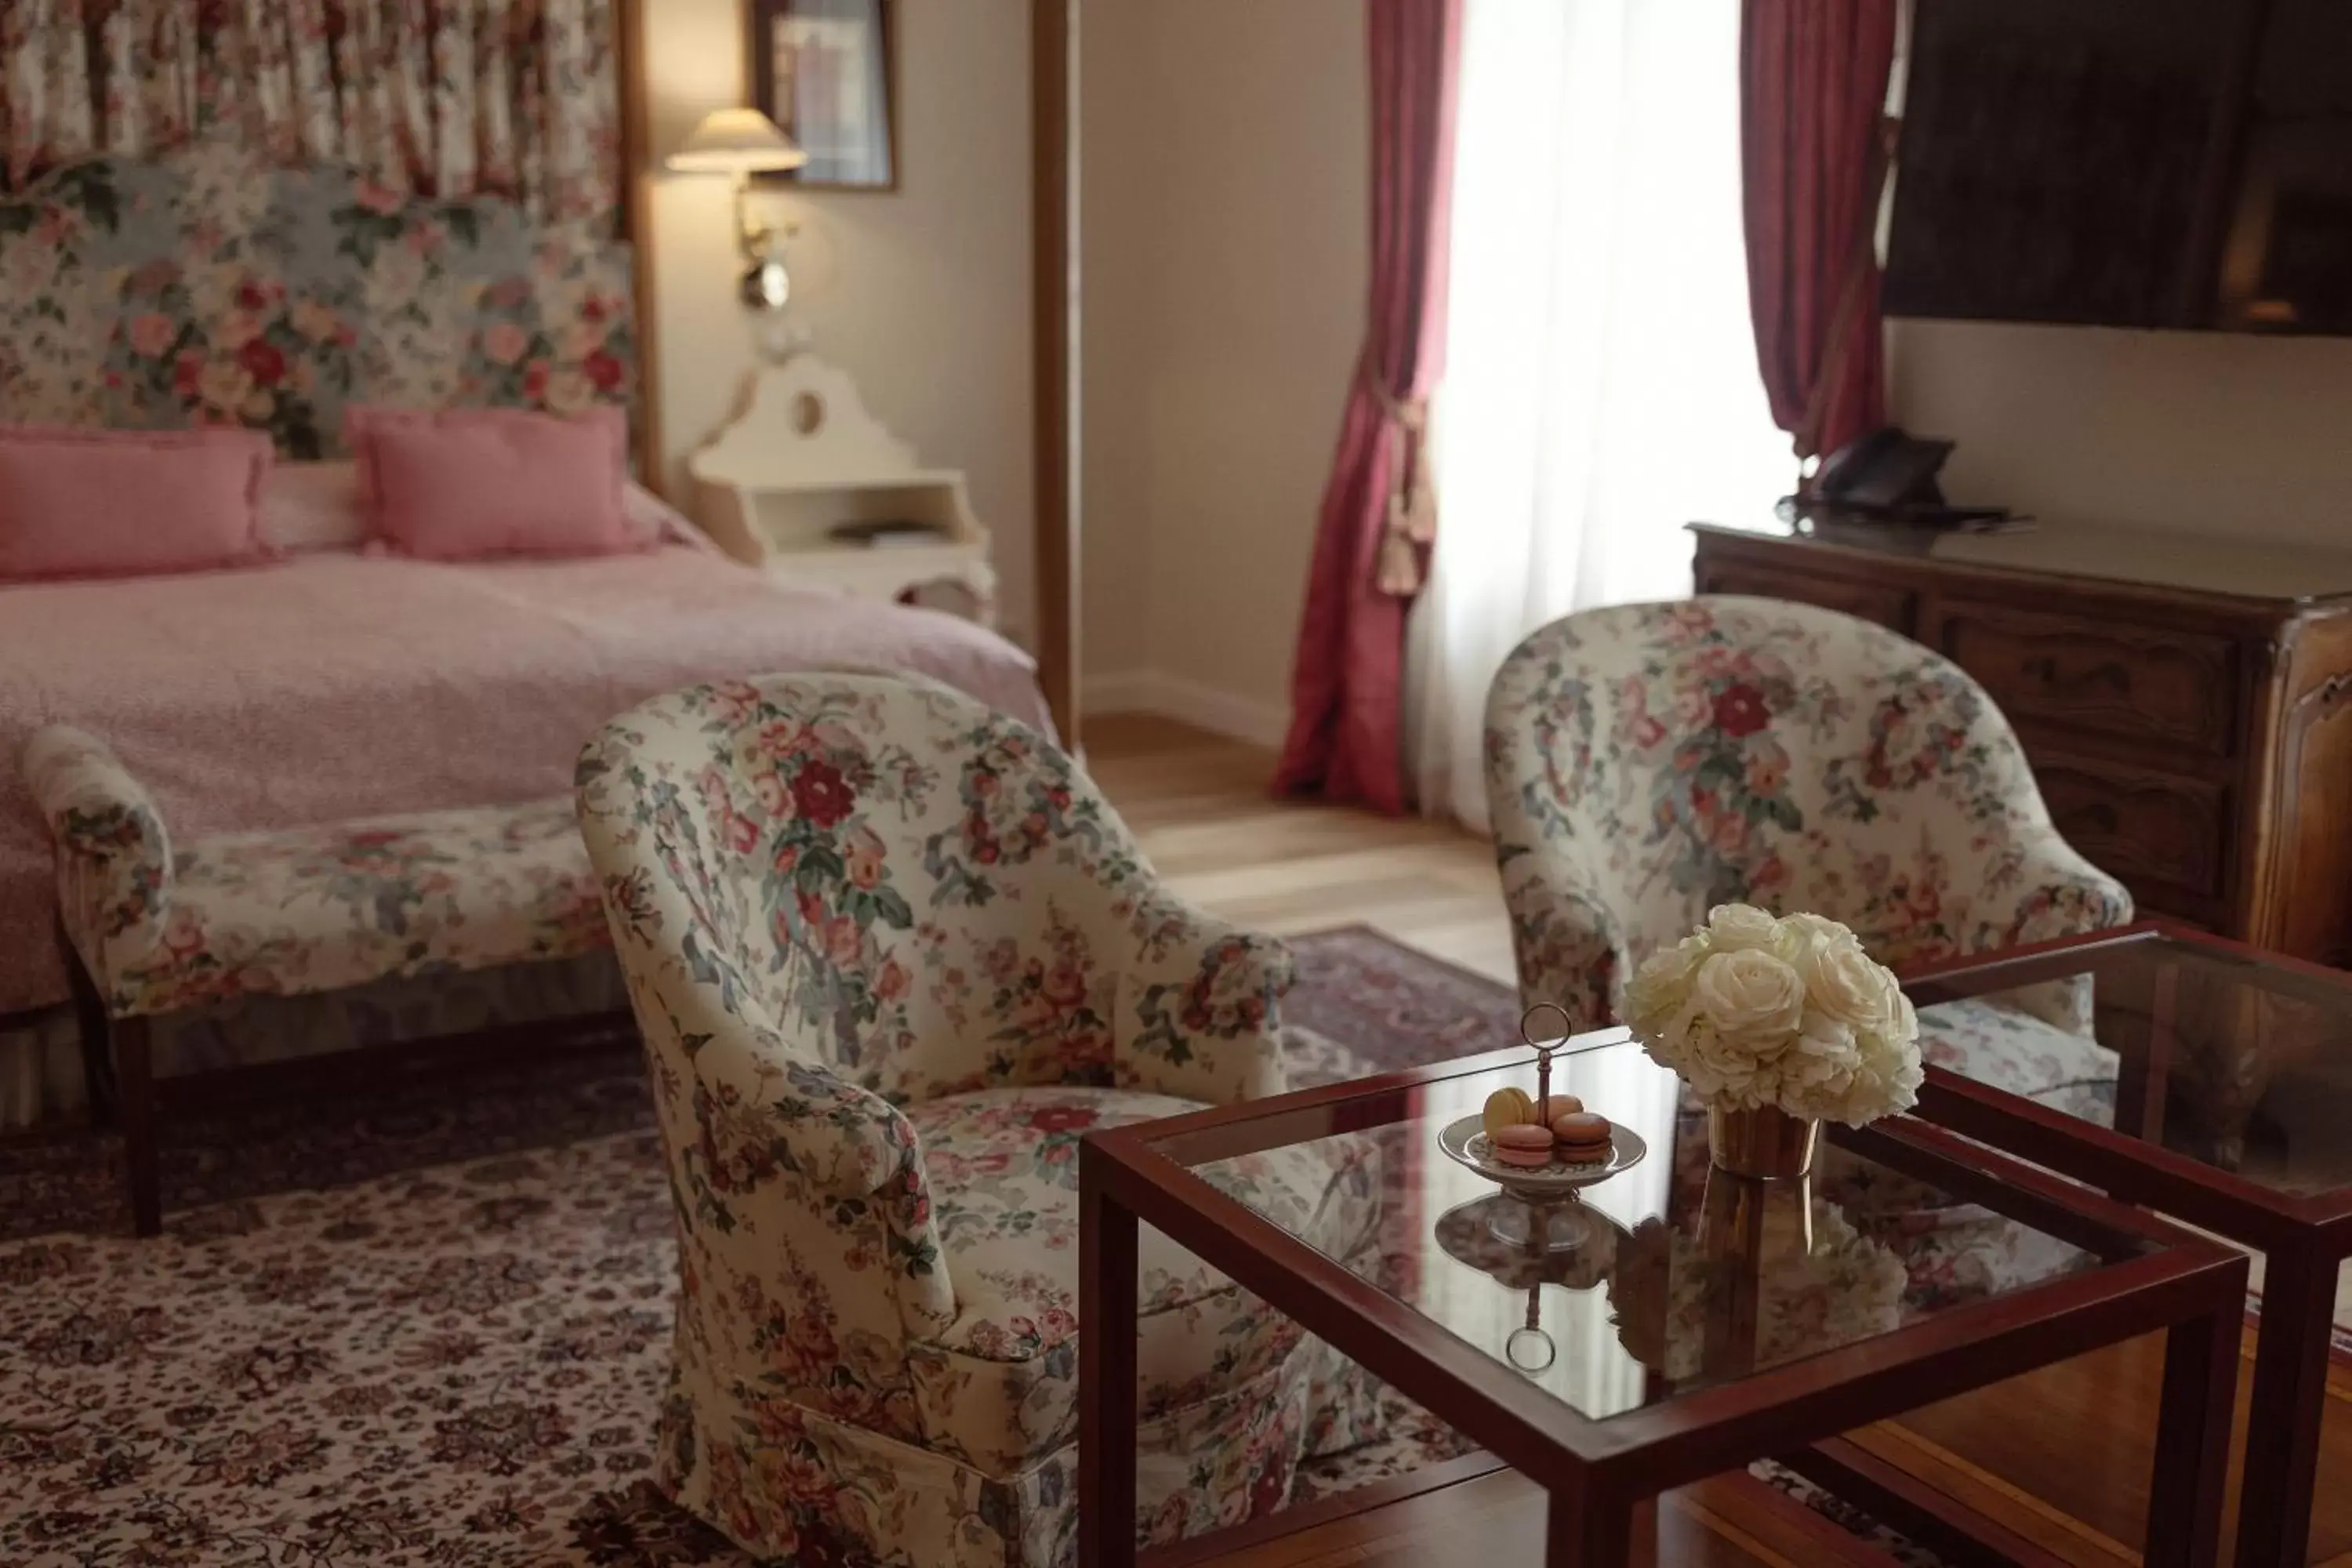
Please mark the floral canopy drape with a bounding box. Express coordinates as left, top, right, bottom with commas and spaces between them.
0, 0, 621, 230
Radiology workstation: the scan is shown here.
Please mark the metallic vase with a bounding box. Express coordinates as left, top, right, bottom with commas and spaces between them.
1707, 1104, 1820, 1181
1696, 1168, 1819, 1378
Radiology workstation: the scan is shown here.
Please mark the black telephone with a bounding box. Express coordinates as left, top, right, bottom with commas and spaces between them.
1803, 425, 2013, 528
1813, 426, 1954, 510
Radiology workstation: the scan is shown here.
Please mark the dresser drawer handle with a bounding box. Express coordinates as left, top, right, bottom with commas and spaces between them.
2022, 655, 2131, 695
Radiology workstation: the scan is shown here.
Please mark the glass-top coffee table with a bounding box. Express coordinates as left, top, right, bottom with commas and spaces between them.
1077, 1036, 2247, 1567
1905, 920, 2352, 1568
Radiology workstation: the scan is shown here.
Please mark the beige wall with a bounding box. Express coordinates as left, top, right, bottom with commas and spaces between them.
1081, 0, 1369, 739
1075, 0, 1154, 689
637, 0, 1366, 727
638, 0, 1037, 642
1889, 321, 2352, 549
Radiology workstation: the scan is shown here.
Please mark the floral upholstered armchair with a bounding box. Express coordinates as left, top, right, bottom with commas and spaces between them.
575, 673, 1381, 1568
1484, 599, 2133, 1110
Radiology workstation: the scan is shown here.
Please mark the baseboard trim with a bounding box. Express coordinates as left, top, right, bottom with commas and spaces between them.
1083, 670, 1290, 750
1081, 670, 1159, 716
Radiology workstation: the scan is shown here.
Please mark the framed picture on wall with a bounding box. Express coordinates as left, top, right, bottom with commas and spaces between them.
746, 0, 898, 191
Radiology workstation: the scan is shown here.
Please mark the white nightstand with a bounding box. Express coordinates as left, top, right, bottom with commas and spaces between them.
690, 354, 999, 626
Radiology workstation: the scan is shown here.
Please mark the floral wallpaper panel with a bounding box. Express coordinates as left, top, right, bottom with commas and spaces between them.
0, 137, 635, 458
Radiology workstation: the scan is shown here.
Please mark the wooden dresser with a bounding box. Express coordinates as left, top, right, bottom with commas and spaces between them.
1691, 517, 2352, 966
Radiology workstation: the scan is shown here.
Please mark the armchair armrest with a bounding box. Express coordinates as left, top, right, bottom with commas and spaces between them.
21, 725, 172, 993
1947, 827, 2136, 949
1962, 829, 2132, 949
634, 942, 958, 1342
1494, 841, 1629, 1032
1113, 893, 1293, 1106
1956, 829, 2133, 1031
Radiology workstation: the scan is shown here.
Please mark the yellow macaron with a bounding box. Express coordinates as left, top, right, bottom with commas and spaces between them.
1481, 1086, 1535, 1139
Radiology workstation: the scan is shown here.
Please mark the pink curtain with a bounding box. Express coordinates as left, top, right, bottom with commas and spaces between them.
1740, 0, 1896, 464
0, 0, 619, 227
1273, 0, 1464, 815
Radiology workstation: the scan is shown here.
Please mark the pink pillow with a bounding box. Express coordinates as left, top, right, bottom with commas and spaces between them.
0, 426, 272, 582
261, 459, 689, 555
260, 459, 367, 553
348, 406, 642, 560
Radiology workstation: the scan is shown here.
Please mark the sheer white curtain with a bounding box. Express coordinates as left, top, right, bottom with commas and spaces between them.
1408, 0, 1794, 830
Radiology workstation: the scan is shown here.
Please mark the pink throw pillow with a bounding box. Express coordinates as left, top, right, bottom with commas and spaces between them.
260, 459, 367, 553
262, 458, 687, 555
0, 425, 273, 581
348, 406, 641, 561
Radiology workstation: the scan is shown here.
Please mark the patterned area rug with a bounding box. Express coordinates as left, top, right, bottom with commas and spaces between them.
32, 926, 2314, 1568
0, 927, 1529, 1567
13, 927, 2299, 1566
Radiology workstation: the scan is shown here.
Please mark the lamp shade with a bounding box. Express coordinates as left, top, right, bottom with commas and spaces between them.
667, 108, 808, 174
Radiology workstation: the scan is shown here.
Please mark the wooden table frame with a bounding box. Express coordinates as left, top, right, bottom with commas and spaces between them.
1903, 918, 2352, 1568
1077, 1045, 2249, 1568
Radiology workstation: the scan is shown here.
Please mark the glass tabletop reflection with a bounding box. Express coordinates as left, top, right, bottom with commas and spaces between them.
1911, 931, 2352, 1201
1178, 1042, 2125, 1423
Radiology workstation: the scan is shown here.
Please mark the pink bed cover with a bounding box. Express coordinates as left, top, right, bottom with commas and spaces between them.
0, 546, 1048, 1014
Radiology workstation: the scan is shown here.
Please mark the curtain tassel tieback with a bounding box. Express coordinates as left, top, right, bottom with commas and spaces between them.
1369, 368, 1437, 598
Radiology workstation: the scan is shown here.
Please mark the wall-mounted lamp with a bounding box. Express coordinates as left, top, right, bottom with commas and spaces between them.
666, 107, 809, 311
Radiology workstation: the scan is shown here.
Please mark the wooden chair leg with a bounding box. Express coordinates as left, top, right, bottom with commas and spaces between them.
112, 1014, 162, 1238
59, 925, 114, 1127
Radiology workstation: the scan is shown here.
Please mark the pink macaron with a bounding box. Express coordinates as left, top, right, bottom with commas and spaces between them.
1552, 1112, 1613, 1165
1490, 1123, 1557, 1169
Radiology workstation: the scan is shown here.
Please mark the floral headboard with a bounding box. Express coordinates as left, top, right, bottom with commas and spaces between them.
0, 137, 634, 459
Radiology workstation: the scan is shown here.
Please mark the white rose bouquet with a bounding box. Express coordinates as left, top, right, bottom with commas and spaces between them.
1622, 904, 1922, 1126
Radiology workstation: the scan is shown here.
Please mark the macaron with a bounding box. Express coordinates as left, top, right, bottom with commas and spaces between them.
1541, 1093, 1584, 1120
1552, 1112, 1613, 1165
1481, 1086, 1535, 1139
1490, 1123, 1557, 1169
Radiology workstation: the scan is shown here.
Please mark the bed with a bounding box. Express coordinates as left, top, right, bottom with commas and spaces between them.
0, 138, 1047, 1119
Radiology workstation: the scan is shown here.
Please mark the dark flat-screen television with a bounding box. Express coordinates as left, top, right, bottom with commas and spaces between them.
1883, 0, 2352, 336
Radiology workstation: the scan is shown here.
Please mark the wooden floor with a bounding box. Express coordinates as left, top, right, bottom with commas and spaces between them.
1865, 1327, 2351, 1566
1086, 713, 1515, 982
1150, 1458, 1891, 1568
1087, 715, 2351, 1566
